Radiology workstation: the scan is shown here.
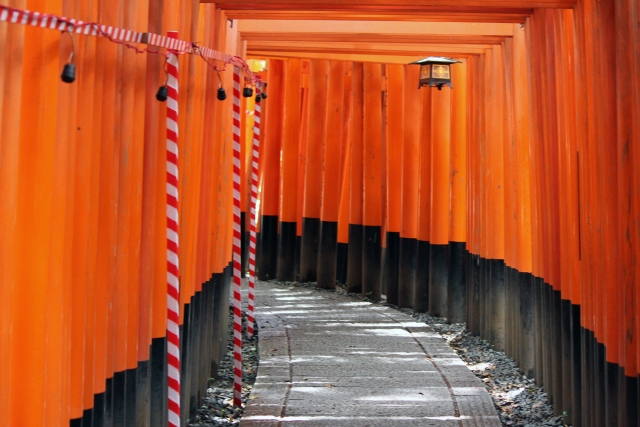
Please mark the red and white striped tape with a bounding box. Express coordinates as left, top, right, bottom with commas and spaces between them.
247, 97, 261, 336
0, 4, 259, 76
165, 31, 181, 427
232, 67, 243, 407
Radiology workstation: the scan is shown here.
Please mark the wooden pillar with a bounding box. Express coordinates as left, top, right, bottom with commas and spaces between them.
347, 62, 364, 293
276, 59, 301, 281
257, 59, 284, 280
398, 65, 421, 309
448, 59, 467, 323
415, 85, 432, 313
317, 61, 344, 289
384, 64, 403, 304
299, 60, 328, 282
362, 63, 383, 301
428, 86, 451, 318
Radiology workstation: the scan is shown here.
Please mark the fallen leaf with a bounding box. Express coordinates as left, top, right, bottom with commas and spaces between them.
324, 383, 334, 388
532, 402, 543, 409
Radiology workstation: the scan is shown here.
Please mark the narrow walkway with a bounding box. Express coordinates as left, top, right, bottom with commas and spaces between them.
240, 281, 501, 427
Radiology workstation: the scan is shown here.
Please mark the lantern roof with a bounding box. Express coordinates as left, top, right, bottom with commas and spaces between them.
409, 56, 462, 65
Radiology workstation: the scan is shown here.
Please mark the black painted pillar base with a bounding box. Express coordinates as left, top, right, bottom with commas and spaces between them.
384, 231, 399, 305
561, 298, 573, 419
447, 242, 466, 323
618, 370, 638, 427
294, 235, 301, 281
346, 224, 364, 293
569, 304, 582, 427
467, 252, 480, 336
135, 360, 150, 427
605, 358, 619, 426
489, 259, 505, 352
595, 339, 606, 426
299, 217, 320, 283
398, 237, 417, 308
413, 241, 430, 313
428, 243, 449, 318
257, 215, 278, 280
519, 273, 535, 379
150, 337, 167, 427
362, 225, 382, 301
317, 221, 338, 289
113, 371, 126, 426
534, 278, 545, 387
276, 221, 297, 281
336, 242, 348, 284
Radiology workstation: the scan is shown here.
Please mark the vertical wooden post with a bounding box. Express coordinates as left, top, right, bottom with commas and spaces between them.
299, 59, 328, 282
347, 62, 364, 293
448, 59, 467, 323
362, 63, 383, 301
398, 64, 421, 309
428, 86, 452, 318
276, 59, 301, 281
317, 60, 344, 289
415, 86, 432, 313
384, 64, 403, 304
257, 60, 284, 280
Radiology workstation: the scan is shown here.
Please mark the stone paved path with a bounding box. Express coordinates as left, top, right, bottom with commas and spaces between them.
240, 281, 501, 427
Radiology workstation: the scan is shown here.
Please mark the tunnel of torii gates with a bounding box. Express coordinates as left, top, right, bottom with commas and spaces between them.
1, 0, 640, 426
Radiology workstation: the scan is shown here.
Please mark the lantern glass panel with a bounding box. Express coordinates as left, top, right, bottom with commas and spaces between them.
431, 64, 450, 79
420, 64, 431, 80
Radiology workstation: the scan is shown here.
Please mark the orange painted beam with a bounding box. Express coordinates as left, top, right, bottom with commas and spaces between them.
228, 10, 530, 22
213, 0, 575, 10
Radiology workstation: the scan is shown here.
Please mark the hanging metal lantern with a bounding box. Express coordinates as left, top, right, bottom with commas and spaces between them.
243, 87, 253, 98
409, 57, 461, 90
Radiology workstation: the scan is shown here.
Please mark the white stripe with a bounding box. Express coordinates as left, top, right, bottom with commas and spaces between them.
167, 273, 179, 289
168, 388, 180, 404
20, 11, 28, 25
168, 411, 180, 427
167, 228, 179, 245
167, 182, 179, 199
167, 321, 180, 336
168, 364, 181, 381
167, 295, 180, 313
167, 161, 179, 177
168, 342, 181, 359
167, 140, 178, 157
0, 9, 8, 22
167, 205, 179, 222
167, 250, 179, 266
167, 119, 179, 136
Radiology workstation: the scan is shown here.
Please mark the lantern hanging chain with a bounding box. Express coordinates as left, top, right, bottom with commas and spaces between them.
0, 4, 264, 87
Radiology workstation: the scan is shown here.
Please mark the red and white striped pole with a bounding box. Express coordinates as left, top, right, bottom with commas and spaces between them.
232, 66, 243, 407
247, 94, 261, 336
165, 31, 181, 427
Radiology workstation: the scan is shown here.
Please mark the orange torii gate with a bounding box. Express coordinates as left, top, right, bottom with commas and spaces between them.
1, 0, 640, 426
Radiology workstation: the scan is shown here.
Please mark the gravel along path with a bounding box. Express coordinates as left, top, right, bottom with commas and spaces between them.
189, 281, 565, 427
279, 280, 566, 427
188, 310, 259, 427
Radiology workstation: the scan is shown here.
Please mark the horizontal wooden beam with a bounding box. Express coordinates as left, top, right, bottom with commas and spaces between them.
237, 19, 516, 36
247, 51, 476, 64
241, 32, 508, 45
247, 41, 492, 56
225, 10, 530, 23
210, 0, 575, 10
